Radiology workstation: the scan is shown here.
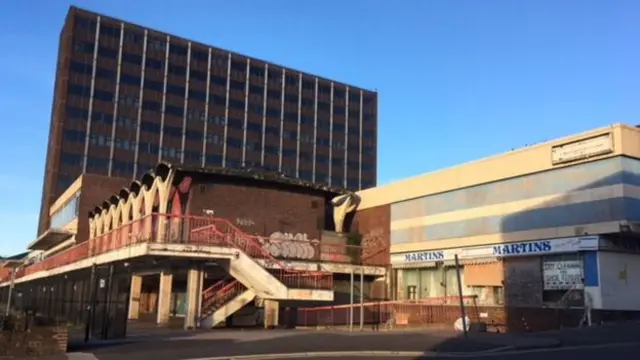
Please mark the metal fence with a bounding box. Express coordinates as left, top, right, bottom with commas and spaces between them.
291, 297, 479, 330
9, 213, 388, 286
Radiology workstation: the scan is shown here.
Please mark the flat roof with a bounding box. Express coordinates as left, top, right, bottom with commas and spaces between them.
0, 252, 28, 268
2, 252, 28, 261
27, 228, 75, 251
356, 123, 640, 209
88, 163, 349, 219
0, 260, 22, 269
172, 164, 348, 195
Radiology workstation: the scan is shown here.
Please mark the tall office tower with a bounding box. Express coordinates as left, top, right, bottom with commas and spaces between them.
38, 6, 378, 235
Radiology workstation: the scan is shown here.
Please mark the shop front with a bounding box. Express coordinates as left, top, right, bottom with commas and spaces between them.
390, 236, 600, 307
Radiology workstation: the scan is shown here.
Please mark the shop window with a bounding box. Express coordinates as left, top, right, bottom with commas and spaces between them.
468, 286, 504, 305
50, 191, 81, 229
442, 266, 460, 297
493, 286, 505, 305
406, 285, 417, 300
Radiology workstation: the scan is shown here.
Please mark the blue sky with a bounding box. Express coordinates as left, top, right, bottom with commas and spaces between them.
0, 0, 639, 256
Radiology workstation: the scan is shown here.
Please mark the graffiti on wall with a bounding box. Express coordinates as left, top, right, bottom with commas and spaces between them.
236, 217, 256, 227
361, 228, 386, 259
202, 209, 215, 216
257, 232, 319, 260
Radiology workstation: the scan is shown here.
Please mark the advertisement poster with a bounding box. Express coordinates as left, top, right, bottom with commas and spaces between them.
543, 260, 583, 290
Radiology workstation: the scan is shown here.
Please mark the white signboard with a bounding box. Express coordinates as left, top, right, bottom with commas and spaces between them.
543, 260, 583, 290
551, 133, 613, 165
391, 236, 599, 265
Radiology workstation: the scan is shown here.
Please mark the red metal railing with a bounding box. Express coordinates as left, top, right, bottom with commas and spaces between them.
293, 297, 479, 329
201, 280, 247, 317
22, 242, 90, 277
8, 213, 385, 288
89, 219, 151, 257
202, 279, 231, 304
186, 215, 333, 290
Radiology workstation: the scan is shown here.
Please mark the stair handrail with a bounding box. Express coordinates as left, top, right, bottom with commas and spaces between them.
218, 280, 243, 296
201, 280, 246, 317
191, 217, 330, 279
202, 279, 230, 301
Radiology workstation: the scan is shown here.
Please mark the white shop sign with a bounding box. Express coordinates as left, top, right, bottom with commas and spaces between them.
543, 260, 583, 290
551, 133, 613, 165
392, 236, 599, 265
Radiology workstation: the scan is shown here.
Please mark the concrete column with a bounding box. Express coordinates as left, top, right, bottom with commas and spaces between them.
264, 299, 279, 329
184, 268, 202, 329
128, 275, 143, 320
157, 272, 173, 325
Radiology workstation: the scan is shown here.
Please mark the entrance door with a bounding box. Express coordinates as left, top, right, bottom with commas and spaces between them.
407, 285, 417, 300
85, 264, 131, 341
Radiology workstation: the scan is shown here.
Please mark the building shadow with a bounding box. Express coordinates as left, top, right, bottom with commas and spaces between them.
400, 162, 640, 357
66, 323, 203, 352
497, 160, 640, 333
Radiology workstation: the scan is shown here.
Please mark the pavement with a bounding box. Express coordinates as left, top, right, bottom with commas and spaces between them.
428, 342, 640, 359
522, 321, 640, 347
60, 322, 640, 360
65, 328, 556, 360
278, 342, 640, 359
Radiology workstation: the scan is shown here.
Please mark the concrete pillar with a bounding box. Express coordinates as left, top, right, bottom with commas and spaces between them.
128, 275, 143, 320
184, 268, 203, 329
157, 272, 173, 325
264, 299, 279, 329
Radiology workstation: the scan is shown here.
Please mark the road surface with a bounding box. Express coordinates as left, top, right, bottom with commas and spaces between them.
66, 323, 640, 360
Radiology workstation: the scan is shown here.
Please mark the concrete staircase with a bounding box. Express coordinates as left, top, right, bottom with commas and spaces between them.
199, 280, 256, 328
192, 218, 336, 327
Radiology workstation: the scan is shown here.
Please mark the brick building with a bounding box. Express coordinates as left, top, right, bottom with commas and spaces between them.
86, 162, 353, 256
82, 162, 387, 319
181, 167, 337, 242
28, 174, 130, 255
39, 6, 378, 237
354, 123, 640, 312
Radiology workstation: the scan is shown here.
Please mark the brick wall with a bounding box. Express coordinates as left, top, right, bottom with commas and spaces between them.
294, 303, 602, 333
186, 179, 329, 241
77, 174, 131, 243
0, 267, 10, 282
0, 321, 68, 357
351, 205, 391, 266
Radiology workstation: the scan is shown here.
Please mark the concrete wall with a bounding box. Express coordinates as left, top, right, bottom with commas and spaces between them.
353, 124, 640, 257
356, 124, 640, 211
389, 156, 640, 252
598, 252, 640, 311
